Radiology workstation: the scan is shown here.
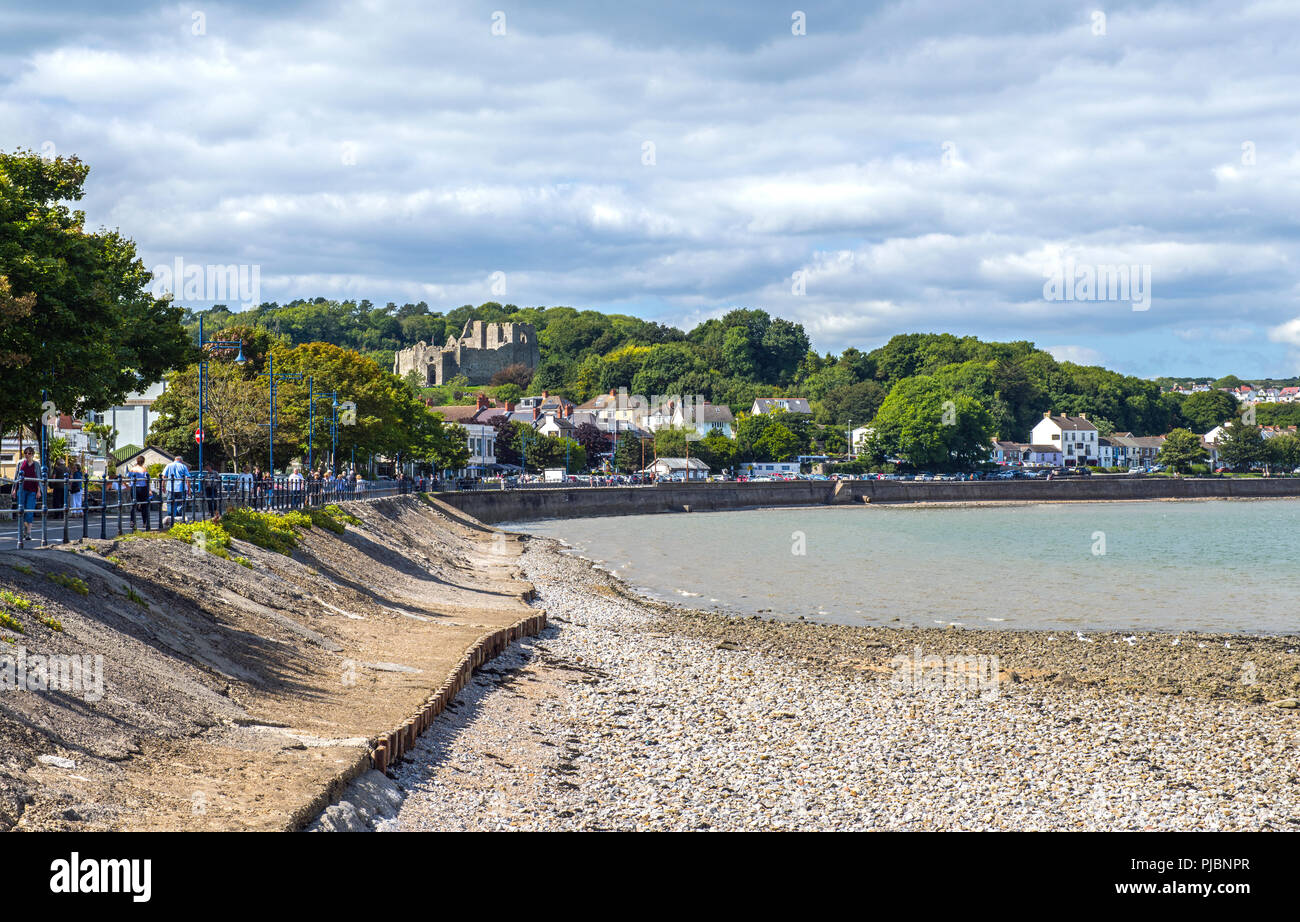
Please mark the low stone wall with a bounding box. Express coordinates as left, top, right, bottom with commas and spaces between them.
432, 477, 1300, 524
368, 610, 549, 774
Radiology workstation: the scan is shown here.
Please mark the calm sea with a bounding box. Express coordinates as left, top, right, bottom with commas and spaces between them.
508, 500, 1300, 634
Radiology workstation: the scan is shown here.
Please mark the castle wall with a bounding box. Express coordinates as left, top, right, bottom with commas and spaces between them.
392, 321, 540, 386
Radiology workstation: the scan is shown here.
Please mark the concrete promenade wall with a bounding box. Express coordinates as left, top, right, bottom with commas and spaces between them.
431, 477, 1300, 524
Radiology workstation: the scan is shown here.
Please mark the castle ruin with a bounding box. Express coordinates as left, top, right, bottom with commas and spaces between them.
393, 320, 541, 386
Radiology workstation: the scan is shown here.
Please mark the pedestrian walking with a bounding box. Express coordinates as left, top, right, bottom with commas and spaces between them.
128, 456, 151, 530
50, 456, 67, 520
238, 465, 253, 505
162, 455, 190, 523
202, 462, 219, 518
15, 446, 40, 542
69, 461, 84, 516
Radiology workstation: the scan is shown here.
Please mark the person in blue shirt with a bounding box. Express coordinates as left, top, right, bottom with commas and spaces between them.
161, 456, 190, 522
127, 456, 152, 530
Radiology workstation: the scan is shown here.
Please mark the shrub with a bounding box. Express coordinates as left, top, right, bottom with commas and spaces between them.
124, 587, 149, 609
0, 589, 35, 611
46, 572, 89, 596
280, 511, 313, 530
167, 520, 232, 558
221, 508, 305, 555
323, 504, 361, 526
11, 564, 34, 575
39, 615, 64, 632
309, 508, 346, 534
0, 611, 23, 634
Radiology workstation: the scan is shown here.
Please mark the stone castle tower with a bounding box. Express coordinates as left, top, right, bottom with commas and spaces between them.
393, 320, 540, 386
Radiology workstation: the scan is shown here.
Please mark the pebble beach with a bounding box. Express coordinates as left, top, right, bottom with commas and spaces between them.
365, 537, 1299, 832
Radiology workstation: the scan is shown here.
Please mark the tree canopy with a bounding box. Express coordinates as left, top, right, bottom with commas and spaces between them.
0, 150, 191, 440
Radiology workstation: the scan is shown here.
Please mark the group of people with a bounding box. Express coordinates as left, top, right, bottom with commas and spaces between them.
247, 465, 362, 509
8, 447, 90, 542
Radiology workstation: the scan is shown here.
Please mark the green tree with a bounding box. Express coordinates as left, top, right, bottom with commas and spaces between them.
149, 359, 266, 469
0, 151, 192, 437
1216, 419, 1265, 471
815, 379, 887, 426
521, 434, 585, 472
1266, 432, 1300, 472
1180, 390, 1238, 432
1156, 428, 1207, 474
867, 376, 994, 470
612, 430, 649, 472
699, 429, 735, 472
754, 422, 800, 462
494, 382, 523, 403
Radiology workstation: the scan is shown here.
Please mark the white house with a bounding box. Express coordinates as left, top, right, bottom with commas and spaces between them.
989, 439, 1027, 465
1030, 412, 1099, 467
738, 461, 801, 477
751, 397, 812, 415
432, 396, 498, 475
646, 399, 735, 438
87, 381, 168, 455
642, 456, 710, 481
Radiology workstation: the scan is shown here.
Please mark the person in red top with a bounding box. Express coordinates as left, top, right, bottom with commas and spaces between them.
15, 446, 41, 542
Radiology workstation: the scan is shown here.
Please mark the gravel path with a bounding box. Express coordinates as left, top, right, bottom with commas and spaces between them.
374, 540, 1299, 831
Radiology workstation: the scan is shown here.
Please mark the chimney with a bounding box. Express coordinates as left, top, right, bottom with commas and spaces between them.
532, 407, 540, 421
1079, 413, 1087, 420
542, 389, 549, 399
609, 389, 616, 397
475, 392, 488, 410
1043, 411, 1052, 419
565, 404, 573, 418
505, 400, 516, 412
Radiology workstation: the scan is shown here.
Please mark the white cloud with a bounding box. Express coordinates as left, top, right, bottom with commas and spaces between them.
4, 0, 1300, 374
1045, 345, 1105, 366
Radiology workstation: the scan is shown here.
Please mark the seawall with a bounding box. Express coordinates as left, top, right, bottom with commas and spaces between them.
432, 477, 1300, 524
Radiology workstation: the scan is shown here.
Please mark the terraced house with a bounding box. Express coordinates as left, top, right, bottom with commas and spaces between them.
1031, 412, 1099, 467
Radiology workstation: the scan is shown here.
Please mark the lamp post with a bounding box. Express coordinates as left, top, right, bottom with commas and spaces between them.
307, 387, 345, 471
259, 353, 302, 475
306, 376, 315, 472
197, 316, 245, 474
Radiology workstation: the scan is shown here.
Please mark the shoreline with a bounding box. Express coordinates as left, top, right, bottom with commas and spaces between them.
542, 536, 1300, 702
513, 508, 1300, 639
347, 534, 1299, 832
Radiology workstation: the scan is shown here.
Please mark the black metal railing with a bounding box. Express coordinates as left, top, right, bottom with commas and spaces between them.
0, 472, 410, 550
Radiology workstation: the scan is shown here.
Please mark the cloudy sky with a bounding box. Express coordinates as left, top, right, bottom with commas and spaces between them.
4, 0, 1300, 377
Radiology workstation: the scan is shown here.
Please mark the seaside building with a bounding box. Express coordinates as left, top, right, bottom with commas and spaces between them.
1030, 412, 1099, 467
738, 461, 802, 477
430, 394, 499, 476
751, 397, 811, 416
642, 456, 710, 481
989, 439, 1027, 466
646, 399, 735, 438
1021, 445, 1064, 467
